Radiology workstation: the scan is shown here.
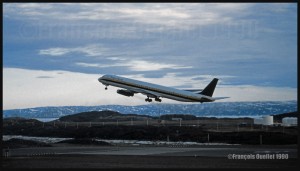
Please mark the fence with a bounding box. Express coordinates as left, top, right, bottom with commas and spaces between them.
6, 118, 295, 133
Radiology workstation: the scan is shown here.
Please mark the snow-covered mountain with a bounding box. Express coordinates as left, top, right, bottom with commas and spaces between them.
3, 101, 297, 119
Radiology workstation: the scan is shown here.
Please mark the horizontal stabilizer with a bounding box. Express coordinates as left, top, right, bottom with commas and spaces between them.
213, 97, 230, 100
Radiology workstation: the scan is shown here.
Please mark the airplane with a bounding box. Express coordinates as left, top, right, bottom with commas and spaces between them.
98, 74, 229, 103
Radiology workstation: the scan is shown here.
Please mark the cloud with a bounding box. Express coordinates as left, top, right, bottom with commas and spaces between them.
36, 76, 53, 79
3, 68, 297, 110
76, 60, 193, 71
39, 44, 193, 72
214, 85, 297, 102
4, 3, 255, 30
3, 3, 297, 94
3, 67, 123, 110
128, 61, 192, 71
121, 73, 233, 88
76, 63, 101, 68
39, 44, 109, 57
39, 48, 72, 56
263, 3, 294, 13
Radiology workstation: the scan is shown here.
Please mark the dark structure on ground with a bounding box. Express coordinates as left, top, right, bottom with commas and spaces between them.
3, 111, 298, 145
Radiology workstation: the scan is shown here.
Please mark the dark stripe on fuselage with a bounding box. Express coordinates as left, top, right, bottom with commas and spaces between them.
101, 78, 203, 102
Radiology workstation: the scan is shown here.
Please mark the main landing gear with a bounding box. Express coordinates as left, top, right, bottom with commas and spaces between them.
145, 97, 162, 102
105, 87, 107, 90
155, 98, 162, 102
145, 97, 152, 102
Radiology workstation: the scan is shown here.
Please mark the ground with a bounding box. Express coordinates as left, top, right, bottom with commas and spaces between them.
2, 144, 298, 169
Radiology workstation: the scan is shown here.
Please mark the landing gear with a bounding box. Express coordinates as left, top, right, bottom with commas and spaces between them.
155, 98, 162, 102
145, 97, 161, 102
105, 86, 108, 90
145, 97, 152, 102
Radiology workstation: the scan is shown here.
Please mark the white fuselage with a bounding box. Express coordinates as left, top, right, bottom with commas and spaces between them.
98, 74, 214, 102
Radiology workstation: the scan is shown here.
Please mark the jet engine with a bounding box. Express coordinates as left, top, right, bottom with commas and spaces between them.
117, 89, 134, 97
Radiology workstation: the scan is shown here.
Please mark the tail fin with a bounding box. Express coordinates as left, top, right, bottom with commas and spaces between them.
199, 78, 218, 97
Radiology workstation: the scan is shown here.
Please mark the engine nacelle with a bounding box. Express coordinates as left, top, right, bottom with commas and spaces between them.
117, 89, 134, 97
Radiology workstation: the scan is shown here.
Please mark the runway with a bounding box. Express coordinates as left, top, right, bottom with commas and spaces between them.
5, 144, 297, 158
3, 145, 298, 168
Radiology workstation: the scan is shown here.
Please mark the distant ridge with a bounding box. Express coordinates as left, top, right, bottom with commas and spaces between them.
3, 101, 297, 119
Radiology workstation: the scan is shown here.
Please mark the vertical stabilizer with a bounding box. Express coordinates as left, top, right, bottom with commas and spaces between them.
199, 78, 218, 97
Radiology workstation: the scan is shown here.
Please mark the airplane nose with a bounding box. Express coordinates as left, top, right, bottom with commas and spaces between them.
98, 77, 102, 82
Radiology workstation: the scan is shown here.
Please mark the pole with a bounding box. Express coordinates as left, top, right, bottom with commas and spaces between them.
207, 133, 210, 143
260, 134, 262, 145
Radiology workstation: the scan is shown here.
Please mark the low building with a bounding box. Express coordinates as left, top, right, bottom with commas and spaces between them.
282, 117, 297, 126
262, 115, 273, 125
171, 118, 182, 121
254, 115, 273, 125
254, 118, 263, 125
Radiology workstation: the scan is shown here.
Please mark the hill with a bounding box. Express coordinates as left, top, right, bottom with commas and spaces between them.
272, 111, 298, 122
58, 111, 203, 122
59, 110, 155, 122
3, 117, 42, 126
3, 138, 52, 149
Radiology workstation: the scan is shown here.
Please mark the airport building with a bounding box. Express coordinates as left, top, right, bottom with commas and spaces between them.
254, 115, 273, 125
171, 118, 183, 121
282, 117, 297, 127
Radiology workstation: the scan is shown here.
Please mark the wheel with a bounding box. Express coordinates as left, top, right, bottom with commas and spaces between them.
145, 98, 152, 102
105, 87, 107, 90
155, 98, 162, 102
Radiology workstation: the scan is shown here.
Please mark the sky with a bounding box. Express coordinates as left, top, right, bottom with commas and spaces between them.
3, 3, 297, 110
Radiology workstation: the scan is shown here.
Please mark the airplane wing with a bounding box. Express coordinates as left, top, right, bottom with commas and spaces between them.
125, 87, 161, 98
139, 90, 161, 98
